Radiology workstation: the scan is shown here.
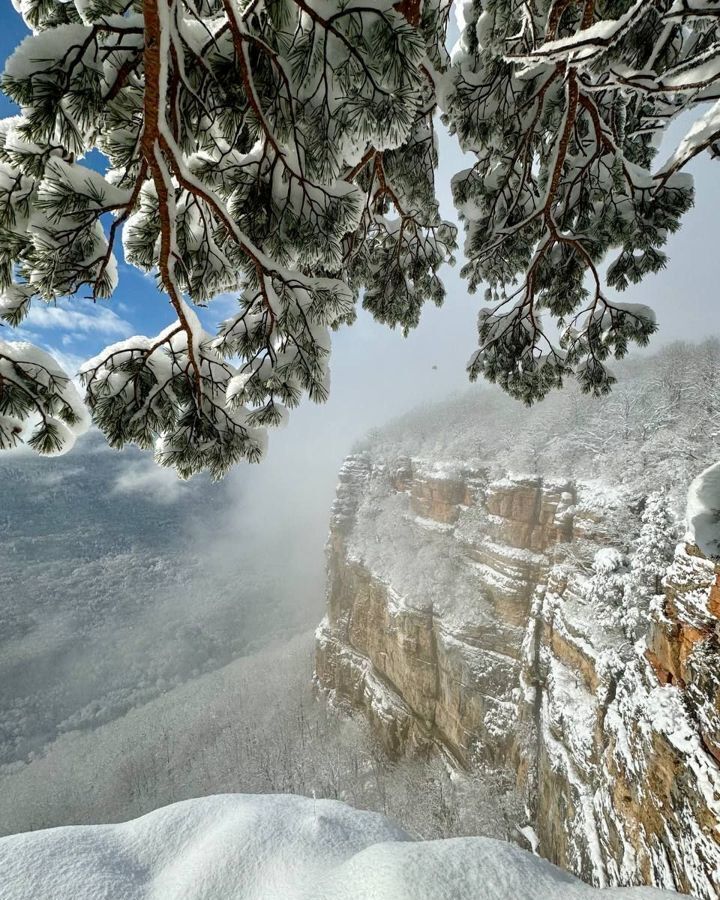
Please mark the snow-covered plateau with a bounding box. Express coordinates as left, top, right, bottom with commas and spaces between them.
0, 793, 685, 900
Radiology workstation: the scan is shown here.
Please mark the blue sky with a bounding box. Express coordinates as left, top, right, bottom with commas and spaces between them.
1, 4, 719, 465
0, 11, 186, 374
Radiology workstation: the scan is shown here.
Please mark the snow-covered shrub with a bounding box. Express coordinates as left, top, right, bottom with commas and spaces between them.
582, 548, 637, 640
629, 490, 677, 595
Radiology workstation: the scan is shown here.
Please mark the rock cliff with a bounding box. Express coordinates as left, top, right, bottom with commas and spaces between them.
315, 453, 720, 897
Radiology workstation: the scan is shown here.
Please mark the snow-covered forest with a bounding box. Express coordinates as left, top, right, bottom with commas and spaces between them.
0, 436, 324, 768
371, 339, 720, 505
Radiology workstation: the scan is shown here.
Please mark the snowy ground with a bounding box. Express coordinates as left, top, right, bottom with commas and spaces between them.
0, 794, 683, 900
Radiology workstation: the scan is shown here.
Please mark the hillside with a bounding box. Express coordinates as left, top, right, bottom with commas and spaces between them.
0, 436, 324, 767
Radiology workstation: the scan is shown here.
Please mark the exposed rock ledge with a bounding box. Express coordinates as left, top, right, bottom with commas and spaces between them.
315, 454, 720, 898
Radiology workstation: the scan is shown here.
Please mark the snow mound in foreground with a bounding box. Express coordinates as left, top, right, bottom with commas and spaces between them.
0, 794, 682, 900
687, 461, 720, 558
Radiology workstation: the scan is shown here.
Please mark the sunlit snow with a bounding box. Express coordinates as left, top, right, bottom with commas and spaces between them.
0, 794, 684, 900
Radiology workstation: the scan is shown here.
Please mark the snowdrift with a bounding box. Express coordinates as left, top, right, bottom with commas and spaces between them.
686, 460, 720, 558
0, 794, 684, 899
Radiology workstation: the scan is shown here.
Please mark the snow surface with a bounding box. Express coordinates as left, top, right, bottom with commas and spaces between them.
686, 461, 720, 558
0, 794, 684, 900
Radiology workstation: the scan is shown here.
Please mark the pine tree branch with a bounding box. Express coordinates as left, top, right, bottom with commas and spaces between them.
142, 0, 203, 399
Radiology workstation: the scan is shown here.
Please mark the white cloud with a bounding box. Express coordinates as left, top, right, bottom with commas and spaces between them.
23, 301, 134, 339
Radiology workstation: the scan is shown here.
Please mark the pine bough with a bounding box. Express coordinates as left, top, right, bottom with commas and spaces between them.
0, 0, 716, 476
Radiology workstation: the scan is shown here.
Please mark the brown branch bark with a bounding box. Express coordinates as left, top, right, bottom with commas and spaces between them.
142, 0, 202, 398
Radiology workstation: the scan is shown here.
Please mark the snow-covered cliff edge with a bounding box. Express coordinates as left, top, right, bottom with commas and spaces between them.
0, 794, 687, 900
315, 451, 720, 898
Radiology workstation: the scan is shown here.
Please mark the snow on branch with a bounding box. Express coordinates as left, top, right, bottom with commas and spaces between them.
0, 339, 89, 454
0, 0, 455, 474
444, 0, 710, 403
80, 303, 267, 478
0, 0, 718, 469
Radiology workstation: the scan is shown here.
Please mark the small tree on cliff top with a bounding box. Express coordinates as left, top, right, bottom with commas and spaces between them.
583, 547, 637, 639
630, 488, 677, 595
1, 0, 718, 476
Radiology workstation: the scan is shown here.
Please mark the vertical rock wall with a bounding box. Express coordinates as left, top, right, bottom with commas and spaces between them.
315, 454, 720, 897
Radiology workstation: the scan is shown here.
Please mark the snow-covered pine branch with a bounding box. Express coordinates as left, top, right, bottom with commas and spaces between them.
0, 0, 718, 473
0, 339, 89, 454
0, 0, 455, 475
444, 0, 716, 403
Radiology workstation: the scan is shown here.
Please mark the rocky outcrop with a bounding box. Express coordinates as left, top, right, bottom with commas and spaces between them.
315, 454, 720, 898
524, 546, 720, 896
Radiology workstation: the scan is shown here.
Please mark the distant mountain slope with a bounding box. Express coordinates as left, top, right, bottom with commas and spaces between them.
367, 339, 720, 508
0, 435, 324, 765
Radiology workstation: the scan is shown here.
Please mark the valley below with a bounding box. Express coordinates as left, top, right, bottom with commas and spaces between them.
0, 436, 516, 844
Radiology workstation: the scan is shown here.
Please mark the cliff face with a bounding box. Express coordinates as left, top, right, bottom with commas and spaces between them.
315, 454, 720, 898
